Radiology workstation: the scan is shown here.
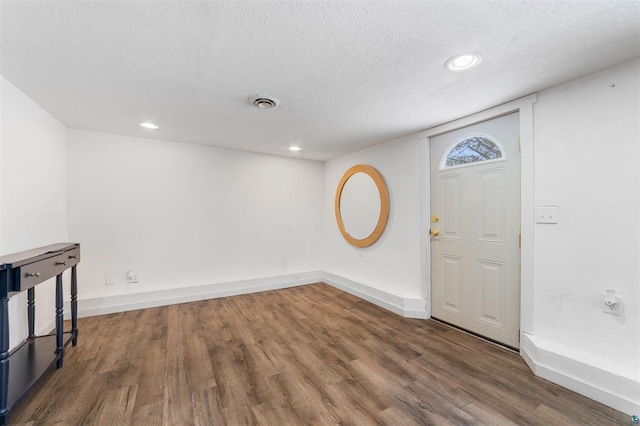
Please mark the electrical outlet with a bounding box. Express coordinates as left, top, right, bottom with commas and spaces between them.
105, 274, 114, 285
603, 290, 621, 316
127, 270, 138, 283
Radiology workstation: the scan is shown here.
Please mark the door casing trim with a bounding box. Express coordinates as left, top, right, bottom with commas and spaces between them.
418, 93, 537, 344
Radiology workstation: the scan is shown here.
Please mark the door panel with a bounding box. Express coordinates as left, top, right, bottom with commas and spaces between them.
441, 174, 462, 238
477, 259, 505, 326
477, 168, 505, 242
430, 112, 520, 348
442, 255, 463, 313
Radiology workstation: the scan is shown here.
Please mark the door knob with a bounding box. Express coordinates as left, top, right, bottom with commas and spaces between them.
429, 229, 439, 236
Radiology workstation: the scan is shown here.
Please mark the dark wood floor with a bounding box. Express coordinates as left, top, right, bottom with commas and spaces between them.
10, 283, 627, 425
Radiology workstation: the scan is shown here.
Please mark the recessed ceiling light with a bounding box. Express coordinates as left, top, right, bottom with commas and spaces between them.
250, 95, 279, 109
289, 146, 301, 152
445, 52, 482, 72
140, 122, 159, 129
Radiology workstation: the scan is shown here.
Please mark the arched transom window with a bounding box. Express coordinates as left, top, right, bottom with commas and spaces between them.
440, 133, 506, 169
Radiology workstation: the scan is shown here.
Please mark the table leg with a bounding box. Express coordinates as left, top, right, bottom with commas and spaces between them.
0, 292, 9, 425
71, 266, 78, 346
27, 288, 35, 340
55, 275, 63, 369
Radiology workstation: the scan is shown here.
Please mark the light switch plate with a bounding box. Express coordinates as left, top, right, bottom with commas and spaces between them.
536, 206, 558, 224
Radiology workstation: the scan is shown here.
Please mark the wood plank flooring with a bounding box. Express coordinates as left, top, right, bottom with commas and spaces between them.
9, 283, 628, 425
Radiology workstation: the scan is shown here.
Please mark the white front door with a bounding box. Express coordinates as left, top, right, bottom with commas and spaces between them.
430, 112, 521, 349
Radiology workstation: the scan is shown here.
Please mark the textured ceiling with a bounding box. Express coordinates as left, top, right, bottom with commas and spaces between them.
2, 1, 639, 161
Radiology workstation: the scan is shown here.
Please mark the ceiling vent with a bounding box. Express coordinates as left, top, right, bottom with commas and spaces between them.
250, 96, 279, 109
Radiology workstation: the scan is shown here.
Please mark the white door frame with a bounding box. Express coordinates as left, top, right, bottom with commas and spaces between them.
419, 93, 537, 344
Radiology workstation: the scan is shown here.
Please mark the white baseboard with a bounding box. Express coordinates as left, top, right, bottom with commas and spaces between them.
321, 271, 428, 319
64, 270, 428, 321
64, 271, 323, 318
39, 318, 56, 336
521, 333, 640, 415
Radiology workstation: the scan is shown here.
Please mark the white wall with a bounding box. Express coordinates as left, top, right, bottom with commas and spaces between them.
0, 76, 69, 349
532, 60, 639, 369
67, 130, 323, 302
322, 135, 426, 316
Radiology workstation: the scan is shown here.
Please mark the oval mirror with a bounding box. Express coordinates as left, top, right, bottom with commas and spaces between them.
335, 165, 390, 248
340, 172, 380, 240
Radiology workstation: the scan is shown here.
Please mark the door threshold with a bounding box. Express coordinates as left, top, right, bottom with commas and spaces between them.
430, 317, 519, 353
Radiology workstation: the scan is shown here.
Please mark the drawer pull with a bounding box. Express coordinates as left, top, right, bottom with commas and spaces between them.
26, 272, 40, 278
55, 261, 67, 266
68, 255, 77, 259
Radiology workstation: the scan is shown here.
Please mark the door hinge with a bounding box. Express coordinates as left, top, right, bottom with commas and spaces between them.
518, 138, 521, 152
519, 233, 521, 248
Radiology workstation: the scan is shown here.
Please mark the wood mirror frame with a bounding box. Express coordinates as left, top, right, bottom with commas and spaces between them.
334, 164, 390, 248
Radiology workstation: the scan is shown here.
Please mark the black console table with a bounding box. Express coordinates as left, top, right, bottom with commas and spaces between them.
0, 243, 80, 425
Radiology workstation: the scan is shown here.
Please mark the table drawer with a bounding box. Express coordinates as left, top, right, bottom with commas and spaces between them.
64, 247, 80, 267
14, 253, 68, 292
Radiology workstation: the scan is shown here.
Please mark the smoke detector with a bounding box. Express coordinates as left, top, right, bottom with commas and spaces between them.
250, 96, 279, 109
